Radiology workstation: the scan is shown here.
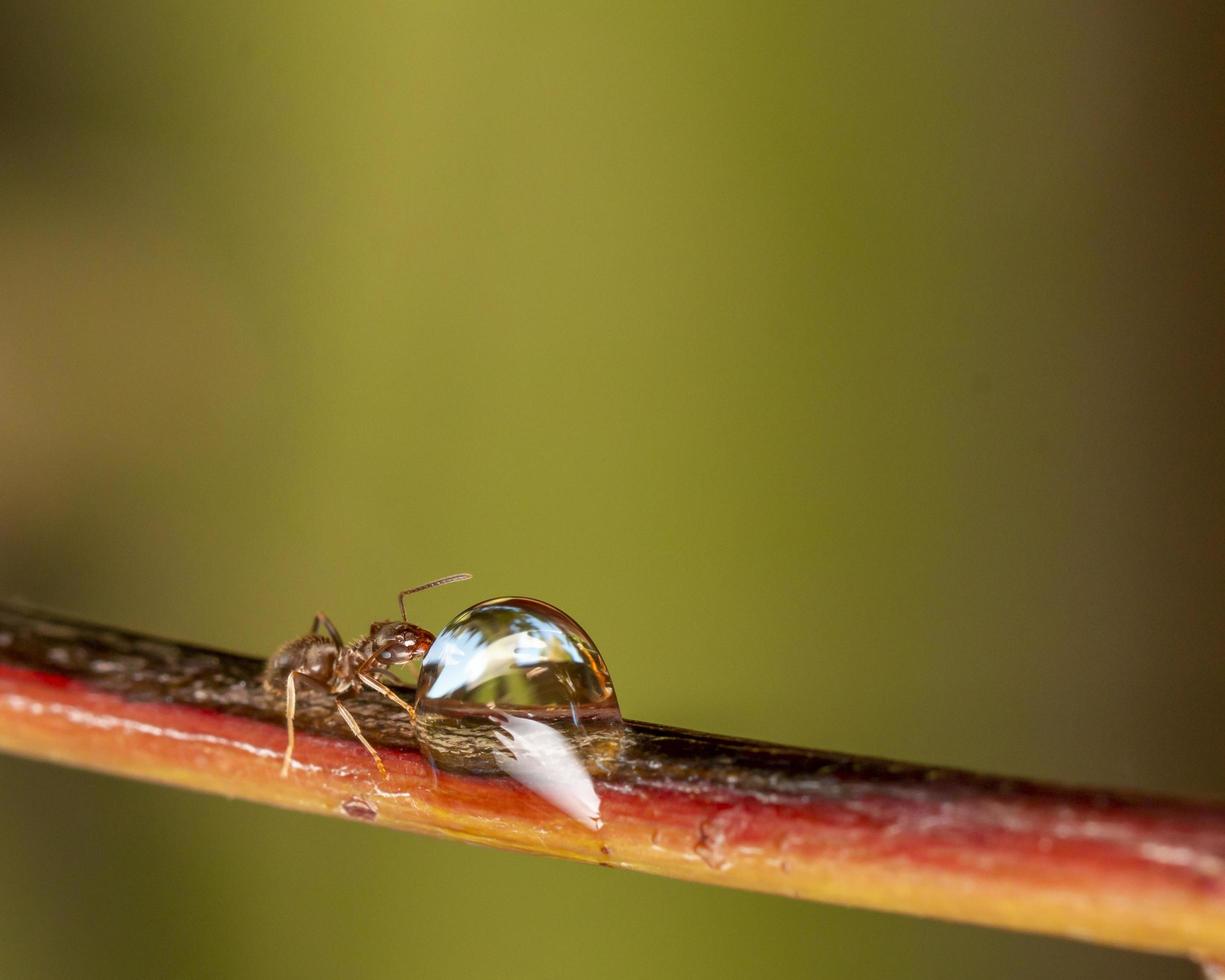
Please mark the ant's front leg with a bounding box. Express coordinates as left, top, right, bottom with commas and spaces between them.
356, 656, 417, 723
309, 611, 344, 651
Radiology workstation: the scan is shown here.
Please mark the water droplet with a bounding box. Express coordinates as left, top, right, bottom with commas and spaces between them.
340, 796, 378, 821
695, 831, 728, 870
415, 597, 622, 830
46, 646, 72, 667
694, 807, 751, 871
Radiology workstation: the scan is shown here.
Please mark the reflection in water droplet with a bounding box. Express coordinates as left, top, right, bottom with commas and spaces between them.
490, 713, 604, 829
414, 597, 623, 831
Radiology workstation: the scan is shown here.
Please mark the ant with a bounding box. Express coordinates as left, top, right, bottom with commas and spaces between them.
263, 573, 470, 777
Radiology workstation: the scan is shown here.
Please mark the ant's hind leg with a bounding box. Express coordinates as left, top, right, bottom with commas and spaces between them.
309, 612, 343, 650
334, 700, 388, 778
280, 671, 301, 778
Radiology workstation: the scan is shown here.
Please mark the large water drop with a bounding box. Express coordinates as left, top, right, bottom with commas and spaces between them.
414, 597, 622, 829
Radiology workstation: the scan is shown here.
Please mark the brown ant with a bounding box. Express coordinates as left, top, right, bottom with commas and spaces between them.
263, 573, 471, 777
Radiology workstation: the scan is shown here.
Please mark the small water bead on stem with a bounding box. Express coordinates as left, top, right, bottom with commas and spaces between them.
414, 597, 624, 830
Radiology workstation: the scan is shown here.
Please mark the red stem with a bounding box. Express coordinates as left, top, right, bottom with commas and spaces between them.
0, 601, 1222, 963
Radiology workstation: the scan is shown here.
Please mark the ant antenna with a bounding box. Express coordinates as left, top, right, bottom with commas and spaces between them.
399, 573, 472, 621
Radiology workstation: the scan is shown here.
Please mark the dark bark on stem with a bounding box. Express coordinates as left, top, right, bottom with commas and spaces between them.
1, 599, 1223, 963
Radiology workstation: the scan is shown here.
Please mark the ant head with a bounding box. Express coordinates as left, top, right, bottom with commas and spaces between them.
367, 572, 472, 668
367, 620, 436, 667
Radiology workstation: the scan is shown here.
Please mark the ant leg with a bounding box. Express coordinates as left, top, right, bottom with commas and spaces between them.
280, 670, 302, 778
334, 700, 388, 777
357, 649, 414, 685
280, 670, 333, 777
358, 670, 416, 724
309, 612, 344, 650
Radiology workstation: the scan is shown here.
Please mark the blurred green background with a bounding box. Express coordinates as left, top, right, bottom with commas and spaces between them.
1, 3, 1222, 978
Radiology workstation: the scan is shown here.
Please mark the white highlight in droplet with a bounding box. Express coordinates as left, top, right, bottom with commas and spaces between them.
490, 713, 603, 831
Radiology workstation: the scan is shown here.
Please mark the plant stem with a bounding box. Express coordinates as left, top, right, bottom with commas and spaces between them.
0, 600, 1222, 962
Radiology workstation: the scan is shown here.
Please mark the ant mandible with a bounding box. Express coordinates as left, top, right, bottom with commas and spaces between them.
263, 573, 471, 777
